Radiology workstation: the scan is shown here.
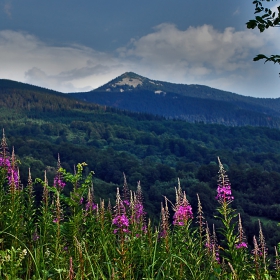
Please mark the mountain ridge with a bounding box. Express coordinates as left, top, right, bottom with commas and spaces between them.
70, 72, 280, 128
92, 72, 280, 103
2, 73, 280, 129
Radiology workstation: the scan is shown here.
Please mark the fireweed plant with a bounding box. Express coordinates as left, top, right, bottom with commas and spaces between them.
0, 132, 279, 279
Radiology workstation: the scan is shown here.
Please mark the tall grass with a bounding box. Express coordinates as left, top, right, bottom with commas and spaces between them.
0, 132, 279, 279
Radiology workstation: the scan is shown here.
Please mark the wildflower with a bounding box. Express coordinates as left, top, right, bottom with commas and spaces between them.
53, 191, 63, 224
0, 157, 10, 167
112, 214, 129, 233
32, 231, 40, 242
235, 242, 248, 249
53, 154, 66, 190
196, 194, 205, 238
159, 197, 169, 238
173, 180, 193, 226
0, 145, 20, 190
85, 201, 97, 211
113, 188, 129, 234
130, 182, 146, 231
173, 204, 193, 226
205, 223, 220, 263
252, 235, 260, 256
54, 176, 66, 189
258, 220, 268, 259
235, 213, 247, 249
42, 170, 49, 205
134, 201, 145, 221
216, 157, 234, 203
216, 184, 234, 202
122, 173, 130, 207
85, 187, 97, 212
0, 129, 9, 161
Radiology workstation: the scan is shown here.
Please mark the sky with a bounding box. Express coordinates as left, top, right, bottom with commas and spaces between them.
0, 0, 279, 98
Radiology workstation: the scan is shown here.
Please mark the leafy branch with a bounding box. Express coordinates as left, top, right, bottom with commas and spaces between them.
247, 1, 280, 71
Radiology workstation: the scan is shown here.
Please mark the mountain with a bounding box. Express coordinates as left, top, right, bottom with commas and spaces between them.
70, 72, 280, 128
0, 78, 101, 112
0, 79, 66, 96
1, 77, 280, 249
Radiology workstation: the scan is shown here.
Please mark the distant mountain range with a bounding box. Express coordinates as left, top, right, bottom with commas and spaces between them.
1, 72, 280, 128
70, 72, 280, 128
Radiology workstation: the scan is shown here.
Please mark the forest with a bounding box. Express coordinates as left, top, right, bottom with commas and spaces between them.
0, 83, 280, 255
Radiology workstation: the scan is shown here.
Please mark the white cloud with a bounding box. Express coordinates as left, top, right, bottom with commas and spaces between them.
4, 1, 12, 18
233, 7, 240, 16
120, 24, 266, 73
0, 24, 279, 97
118, 23, 280, 97
0, 30, 126, 92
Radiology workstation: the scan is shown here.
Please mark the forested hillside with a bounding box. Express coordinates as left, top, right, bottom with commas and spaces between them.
70, 72, 280, 128
1, 80, 280, 251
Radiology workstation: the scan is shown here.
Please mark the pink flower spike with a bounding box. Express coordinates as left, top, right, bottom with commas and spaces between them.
216, 157, 234, 203
235, 242, 248, 249
173, 205, 193, 226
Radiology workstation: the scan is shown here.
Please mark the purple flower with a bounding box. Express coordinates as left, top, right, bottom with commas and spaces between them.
113, 214, 129, 227
113, 188, 130, 234
173, 205, 193, 226
7, 168, 19, 187
205, 243, 220, 263
123, 200, 130, 207
215, 253, 220, 263
0, 157, 10, 167
32, 231, 40, 241
215, 184, 234, 203
85, 201, 97, 212
133, 201, 146, 224
235, 242, 248, 249
112, 214, 130, 233
54, 175, 66, 190
216, 157, 234, 203
0, 156, 20, 189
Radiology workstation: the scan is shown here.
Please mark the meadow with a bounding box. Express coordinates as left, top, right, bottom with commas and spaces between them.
0, 132, 279, 280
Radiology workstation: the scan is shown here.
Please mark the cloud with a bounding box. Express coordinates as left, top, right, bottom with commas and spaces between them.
117, 23, 280, 96
233, 8, 240, 16
0, 24, 279, 97
0, 30, 126, 92
120, 24, 265, 73
25, 67, 94, 92
4, 1, 12, 18
56, 64, 110, 81
24, 64, 112, 92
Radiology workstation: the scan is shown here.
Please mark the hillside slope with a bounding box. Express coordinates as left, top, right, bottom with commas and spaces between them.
70, 72, 280, 128
0, 78, 280, 249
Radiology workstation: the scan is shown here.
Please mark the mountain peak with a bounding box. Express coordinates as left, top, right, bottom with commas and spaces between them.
94, 72, 146, 92
115, 72, 145, 88
93, 72, 166, 93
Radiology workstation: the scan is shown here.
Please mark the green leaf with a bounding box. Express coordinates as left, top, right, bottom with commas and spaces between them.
253, 54, 268, 61
256, 16, 265, 23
